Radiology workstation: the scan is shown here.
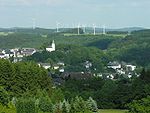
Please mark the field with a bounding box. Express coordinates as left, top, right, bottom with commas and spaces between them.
99, 109, 128, 113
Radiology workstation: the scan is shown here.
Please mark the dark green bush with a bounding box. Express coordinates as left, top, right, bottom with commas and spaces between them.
38, 97, 53, 112
16, 98, 37, 113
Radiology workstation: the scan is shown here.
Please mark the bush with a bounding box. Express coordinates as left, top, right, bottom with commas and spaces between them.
38, 97, 53, 112
62, 100, 71, 113
53, 102, 62, 113
16, 98, 37, 113
127, 96, 150, 113
86, 97, 98, 112
0, 87, 9, 106
70, 96, 88, 113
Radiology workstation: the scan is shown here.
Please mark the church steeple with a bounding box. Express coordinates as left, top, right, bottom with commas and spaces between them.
46, 40, 55, 52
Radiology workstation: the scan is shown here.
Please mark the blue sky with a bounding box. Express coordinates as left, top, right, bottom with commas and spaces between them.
0, 0, 150, 28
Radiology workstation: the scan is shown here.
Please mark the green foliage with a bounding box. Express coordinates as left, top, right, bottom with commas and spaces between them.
70, 96, 88, 113
0, 103, 16, 113
62, 100, 71, 113
38, 97, 53, 113
50, 88, 64, 104
0, 86, 9, 106
16, 98, 37, 113
86, 97, 98, 112
127, 96, 150, 113
0, 59, 52, 98
0, 59, 15, 91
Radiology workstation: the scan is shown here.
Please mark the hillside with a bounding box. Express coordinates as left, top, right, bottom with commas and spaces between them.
0, 31, 123, 49
107, 29, 150, 67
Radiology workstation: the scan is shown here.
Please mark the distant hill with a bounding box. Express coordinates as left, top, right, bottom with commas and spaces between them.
107, 29, 150, 66
85, 27, 145, 34
0, 27, 145, 34
0, 27, 56, 34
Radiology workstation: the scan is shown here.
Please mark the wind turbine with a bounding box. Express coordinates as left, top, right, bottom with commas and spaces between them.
82, 24, 86, 34
77, 23, 80, 35
93, 24, 96, 35
56, 22, 60, 32
103, 25, 106, 35
32, 18, 36, 30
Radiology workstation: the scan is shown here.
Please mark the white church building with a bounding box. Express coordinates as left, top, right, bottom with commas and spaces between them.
46, 40, 56, 52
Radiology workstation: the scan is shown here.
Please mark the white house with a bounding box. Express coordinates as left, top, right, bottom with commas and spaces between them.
46, 40, 55, 52
107, 61, 121, 70
53, 65, 59, 70
59, 68, 65, 73
116, 69, 126, 75
126, 64, 136, 71
38, 63, 51, 69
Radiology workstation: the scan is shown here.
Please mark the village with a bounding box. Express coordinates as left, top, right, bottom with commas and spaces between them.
0, 40, 138, 86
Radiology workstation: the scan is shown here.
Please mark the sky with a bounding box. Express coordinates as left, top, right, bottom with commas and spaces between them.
0, 0, 150, 28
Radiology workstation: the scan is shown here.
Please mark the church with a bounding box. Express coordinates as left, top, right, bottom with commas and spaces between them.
46, 40, 56, 52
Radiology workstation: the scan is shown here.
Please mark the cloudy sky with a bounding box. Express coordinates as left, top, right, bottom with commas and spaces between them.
0, 0, 150, 28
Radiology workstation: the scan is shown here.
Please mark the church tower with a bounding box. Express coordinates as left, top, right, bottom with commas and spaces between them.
51, 40, 55, 51
46, 40, 56, 52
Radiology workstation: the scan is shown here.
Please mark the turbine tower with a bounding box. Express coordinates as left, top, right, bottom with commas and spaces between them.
103, 25, 106, 35
32, 18, 36, 30
77, 23, 80, 35
93, 24, 96, 35
56, 22, 60, 32
82, 24, 86, 34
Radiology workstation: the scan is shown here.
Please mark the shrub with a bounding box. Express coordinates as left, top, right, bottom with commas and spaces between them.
86, 97, 98, 112
16, 98, 37, 113
38, 97, 53, 112
0, 87, 9, 106
127, 96, 150, 113
62, 100, 71, 113
53, 102, 63, 113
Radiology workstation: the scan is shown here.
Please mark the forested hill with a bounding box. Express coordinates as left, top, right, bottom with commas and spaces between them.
107, 29, 150, 67
0, 28, 147, 49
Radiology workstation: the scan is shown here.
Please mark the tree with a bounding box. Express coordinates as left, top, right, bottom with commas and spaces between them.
86, 97, 98, 112
127, 96, 150, 113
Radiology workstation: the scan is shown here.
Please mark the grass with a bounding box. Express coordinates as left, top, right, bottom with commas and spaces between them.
99, 109, 128, 113
0, 32, 14, 36
63, 33, 127, 37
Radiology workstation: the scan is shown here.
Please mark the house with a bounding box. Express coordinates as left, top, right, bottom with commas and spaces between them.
38, 63, 51, 69
53, 64, 59, 70
21, 48, 36, 56
60, 72, 93, 80
0, 53, 5, 58
59, 68, 65, 73
84, 61, 92, 69
57, 61, 65, 66
2, 49, 14, 59
126, 64, 136, 71
46, 40, 55, 52
107, 61, 121, 70
116, 69, 125, 75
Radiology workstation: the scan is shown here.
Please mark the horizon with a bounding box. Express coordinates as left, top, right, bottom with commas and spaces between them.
0, 0, 150, 28
0, 26, 148, 30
